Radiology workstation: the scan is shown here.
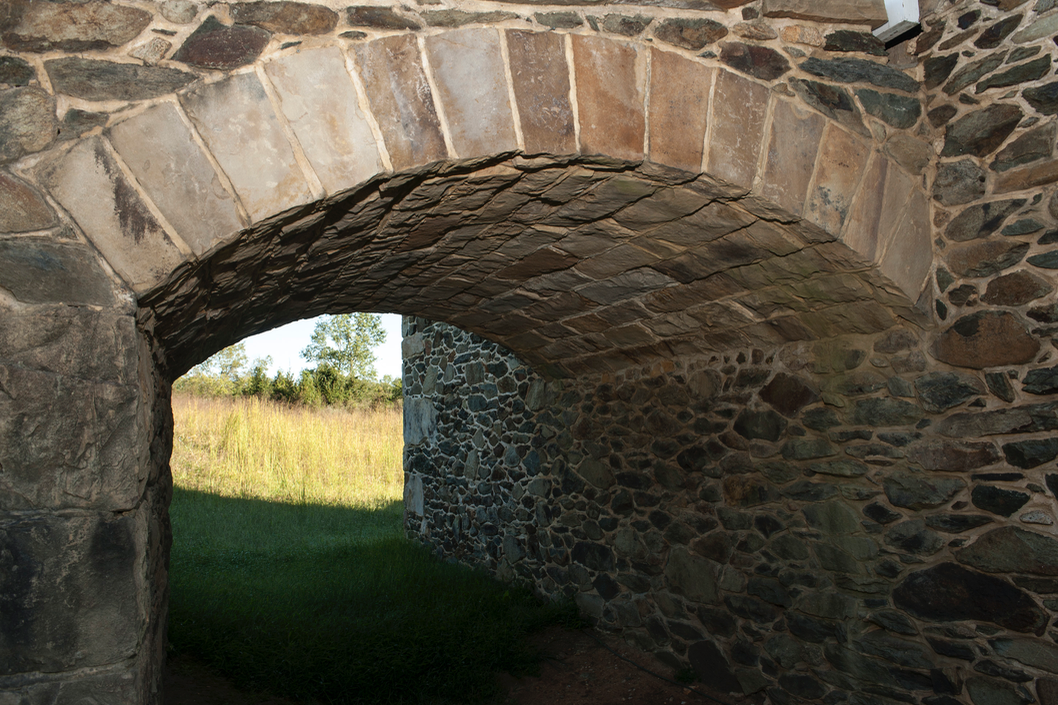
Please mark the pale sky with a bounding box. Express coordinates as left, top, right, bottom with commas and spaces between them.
239, 313, 404, 381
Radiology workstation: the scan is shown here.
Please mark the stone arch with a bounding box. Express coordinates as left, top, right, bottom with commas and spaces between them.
0, 4, 947, 702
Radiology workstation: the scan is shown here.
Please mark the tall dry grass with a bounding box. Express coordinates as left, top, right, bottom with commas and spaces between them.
171, 393, 403, 507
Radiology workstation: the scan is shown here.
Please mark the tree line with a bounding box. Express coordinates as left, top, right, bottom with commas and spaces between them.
173, 314, 402, 407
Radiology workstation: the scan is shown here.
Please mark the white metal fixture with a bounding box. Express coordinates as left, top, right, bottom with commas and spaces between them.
874, 0, 921, 42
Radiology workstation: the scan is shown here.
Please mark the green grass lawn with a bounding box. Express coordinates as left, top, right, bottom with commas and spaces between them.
168, 395, 576, 704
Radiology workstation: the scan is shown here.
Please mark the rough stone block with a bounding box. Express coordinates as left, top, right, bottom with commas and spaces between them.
424, 29, 517, 159
264, 46, 382, 194
572, 34, 646, 162
36, 136, 185, 293
108, 102, 243, 256
648, 49, 713, 174
45, 57, 196, 102
756, 98, 824, 217
762, 0, 888, 27
506, 30, 576, 156
0, 511, 146, 673
181, 72, 313, 222
1, 1, 152, 53
804, 124, 870, 236
706, 70, 769, 190
840, 153, 889, 262
878, 187, 931, 299
0, 240, 116, 306
353, 35, 448, 170
0, 664, 139, 704
0, 86, 57, 163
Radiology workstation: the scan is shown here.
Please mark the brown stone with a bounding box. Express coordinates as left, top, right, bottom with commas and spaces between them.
719, 42, 790, 81
878, 188, 931, 299
942, 104, 1024, 158
841, 153, 888, 261
45, 58, 197, 102
1, 1, 151, 52
345, 6, 420, 30
572, 35, 645, 162
0, 86, 55, 164
230, 2, 338, 34
420, 10, 517, 28
353, 35, 448, 170
788, 78, 867, 137
947, 240, 1029, 278
982, 270, 1053, 306
883, 133, 931, 175
424, 29, 517, 159
648, 49, 712, 174
757, 99, 823, 217
172, 16, 270, 70
907, 440, 1001, 472
932, 310, 1041, 369
0, 170, 55, 233
762, 0, 888, 27
653, 18, 727, 51
995, 160, 1058, 193
805, 124, 869, 236
506, 31, 575, 156
706, 70, 769, 190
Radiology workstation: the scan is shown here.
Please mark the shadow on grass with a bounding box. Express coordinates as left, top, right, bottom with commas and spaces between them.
168, 488, 576, 705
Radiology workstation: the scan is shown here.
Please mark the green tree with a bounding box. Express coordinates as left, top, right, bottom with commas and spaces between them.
301, 313, 386, 380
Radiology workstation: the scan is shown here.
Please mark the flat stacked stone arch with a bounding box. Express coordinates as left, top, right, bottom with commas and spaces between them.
0, 1, 944, 702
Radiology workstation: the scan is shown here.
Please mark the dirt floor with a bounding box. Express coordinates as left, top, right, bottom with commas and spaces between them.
165, 626, 752, 705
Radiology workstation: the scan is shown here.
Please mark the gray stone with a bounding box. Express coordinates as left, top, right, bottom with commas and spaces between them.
958, 526, 1058, 575
45, 57, 197, 102
420, 10, 518, 27
944, 51, 1008, 96
173, 16, 270, 70
856, 88, 921, 128
914, 372, 985, 412
933, 159, 987, 206
0, 86, 55, 163
665, 547, 718, 603
885, 519, 944, 555
965, 677, 1034, 705
855, 630, 933, 669
688, 640, 741, 694
0, 170, 55, 233
976, 56, 1052, 94
591, 14, 652, 36
1003, 438, 1058, 468
945, 199, 1026, 242
907, 440, 1001, 472
942, 104, 1024, 158
404, 398, 437, 445
924, 53, 959, 89
1028, 250, 1058, 269
801, 56, 918, 93
1, 1, 151, 52
925, 513, 994, 534
0, 240, 115, 307
161, 0, 199, 24
883, 470, 965, 510
1024, 366, 1058, 395
972, 485, 1030, 517
803, 501, 860, 535
868, 609, 918, 635
653, 18, 727, 50
809, 459, 869, 477
789, 78, 867, 136
850, 397, 923, 426
0, 56, 34, 86
974, 14, 1023, 48
781, 437, 835, 460
346, 5, 421, 29
57, 108, 107, 142
991, 638, 1058, 674
825, 29, 885, 55
230, 2, 339, 34
1025, 82, 1058, 115
733, 408, 786, 441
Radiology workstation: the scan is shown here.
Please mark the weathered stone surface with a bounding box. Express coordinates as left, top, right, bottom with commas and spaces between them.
172, 16, 270, 70
1003, 438, 1058, 468
975, 14, 1023, 48
591, 14, 652, 36
925, 514, 994, 533
508, 31, 575, 156
942, 104, 1024, 158
755, 99, 822, 217
0, 170, 55, 233
932, 311, 1040, 369
856, 88, 921, 128
0, 240, 114, 306
1023, 366, 1058, 395
421, 10, 517, 28
977, 56, 1052, 94
733, 408, 786, 441
36, 137, 184, 292
57, 108, 107, 142
0, 56, 34, 86
230, 2, 338, 34
1025, 82, 1058, 115
1, 1, 151, 52
851, 397, 923, 427
972, 485, 1030, 517
404, 397, 436, 445
907, 440, 1001, 472
803, 124, 868, 235
993, 123, 1056, 173
762, 0, 888, 27
894, 563, 1047, 634
947, 240, 1029, 279
801, 57, 918, 93
346, 6, 420, 29
938, 401, 1058, 438
108, 102, 242, 256
883, 470, 965, 510
1012, 11, 1058, 42
991, 638, 1058, 674
534, 12, 581, 29
181, 72, 312, 221
959, 527, 1058, 576
986, 371, 1017, 403
759, 373, 817, 417
161, 0, 199, 24
45, 57, 197, 102
966, 676, 1035, 705
719, 41, 789, 81
129, 36, 173, 65
933, 159, 987, 206
1029, 250, 1058, 269
706, 70, 768, 188
665, 547, 718, 603
653, 18, 727, 50
354, 35, 447, 170
946, 199, 1026, 242
648, 48, 711, 173
572, 35, 645, 162
789, 79, 866, 137
924, 54, 959, 90
824, 30, 884, 55
996, 160, 1058, 193
883, 133, 931, 175
264, 46, 382, 193
0, 512, 145, 672
689, 640, 741, 693
878, 187, 931, 300
0, 86, 55, 163
944, 51, 1008, 96
914, 372, 985, 412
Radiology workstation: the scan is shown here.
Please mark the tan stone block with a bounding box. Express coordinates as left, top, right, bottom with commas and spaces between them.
37, 137, 185, 293
877, 188, 932, 300
995, 160, 1058, 194
425, 28, 517, 158
264, 46, 382, 194
572, 34, 646, 162
780, 25, 824, 47
506, 30, 576, 156
107, 102, 242, 256
841, 152, 889, 263
180, 73, 312, 222
649, 200, 756, 247
353, 35, 448, 171
648, 49, 713, 174
705, 70, 769, 191
805, 123, 870, 237
763, 0, 889, 28
756, 98, 824, 218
